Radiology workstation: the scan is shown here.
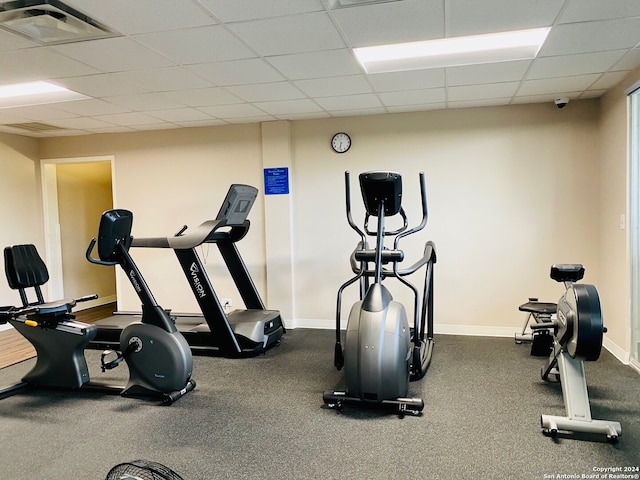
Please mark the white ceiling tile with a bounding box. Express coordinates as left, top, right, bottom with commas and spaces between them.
612, 48, 640, 71
51, 37, 174, 73
146, 108, 214, 122
188, 59, 285, 86
540, 18, 640, 56
447, 0, 561, 36
94, 112, 166, 126
559, 0, 640, 23
379, 88, 445, 106
163, 88, 243, 107
89, 126, 136, 134
113, 67, 213, 92
449, 98, 511, 109
448, 82, 519, 101
199, 0, 324, 22
387, 103, 444, 113
49, 117, 118, 129
226, 82, 305, 102
0, 48, 99, 84
518, 75, 601, 96
174, 119, 228, 128
229, 12, 345, 56
0, 0, 636, 136
331, 0, 444, 47
65, 0, 217, 35
51, 99, 131, 116
294, 75, 372, 97
527, 51, 627, 80
0, 29, 37, 50
267, 50, 361, 80
367, 69, 445, 91
135, 26, 256, 64
253, 99, 324, 115
446, 60, 531, 86
511, 92, 583, 105
1, 105, 78, 121
56, 74, 149, 97
103, 93, 185, 111
198, 103, 269, 118
314, 93, 382, 111
590, 71, 632, 90
329, 107, 387, 117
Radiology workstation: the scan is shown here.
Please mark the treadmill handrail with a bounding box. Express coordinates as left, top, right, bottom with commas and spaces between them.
131, 219, 250, 250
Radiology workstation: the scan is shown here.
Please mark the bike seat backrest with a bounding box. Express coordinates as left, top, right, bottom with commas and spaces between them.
550, 264, 584, 283
359, 171, 403, 216
4, 244, 49, 308
97, 209, 134, 262
4, 244, 49, 291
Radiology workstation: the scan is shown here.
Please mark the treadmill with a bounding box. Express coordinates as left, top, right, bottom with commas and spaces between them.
88, 184, 285, 358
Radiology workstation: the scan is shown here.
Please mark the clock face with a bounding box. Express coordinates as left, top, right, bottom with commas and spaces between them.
331, 132, 351, 153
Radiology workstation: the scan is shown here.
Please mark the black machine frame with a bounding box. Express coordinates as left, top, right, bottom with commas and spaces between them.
88, 185, 284, 358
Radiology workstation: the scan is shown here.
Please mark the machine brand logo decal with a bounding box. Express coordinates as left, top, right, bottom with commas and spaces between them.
190, 263, 206, 298
129, 270, 141, 293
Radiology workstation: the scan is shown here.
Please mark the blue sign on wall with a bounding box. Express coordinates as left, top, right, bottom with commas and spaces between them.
264, 167, 290, 195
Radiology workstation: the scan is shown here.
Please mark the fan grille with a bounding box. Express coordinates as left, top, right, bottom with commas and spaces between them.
105, 460, 184, 480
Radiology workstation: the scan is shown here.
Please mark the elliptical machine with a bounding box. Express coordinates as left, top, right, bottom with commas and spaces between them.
324, 171, 436, 415
530, 264, 621, 442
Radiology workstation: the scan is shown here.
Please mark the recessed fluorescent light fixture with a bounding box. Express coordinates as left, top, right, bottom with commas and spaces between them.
0, 81, 89, 108
354, 27, 551, 74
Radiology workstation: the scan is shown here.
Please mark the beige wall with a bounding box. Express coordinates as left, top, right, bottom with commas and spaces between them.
598, 66, 640, 360
56, 161, 115, 302
292, 103, 601, 334
0, 133, 41, 310
40, 125, 267, 313
38, 101, 603, 340
1, 78, 636, 360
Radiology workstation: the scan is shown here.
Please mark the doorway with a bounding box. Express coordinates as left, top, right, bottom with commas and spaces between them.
41, 155, 116, 308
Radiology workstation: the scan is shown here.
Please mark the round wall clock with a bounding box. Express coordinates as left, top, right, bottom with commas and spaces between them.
331, 132, 351, 153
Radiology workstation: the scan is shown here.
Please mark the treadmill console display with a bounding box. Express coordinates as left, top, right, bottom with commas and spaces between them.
216, 184, 258, 225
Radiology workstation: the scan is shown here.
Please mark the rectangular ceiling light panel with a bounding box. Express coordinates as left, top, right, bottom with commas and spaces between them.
354, 28, 551, 74
0, 81, 89, 108
0, 0, 118, 44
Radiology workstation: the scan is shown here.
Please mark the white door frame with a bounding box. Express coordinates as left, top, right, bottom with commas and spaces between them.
40, 155, 116, 301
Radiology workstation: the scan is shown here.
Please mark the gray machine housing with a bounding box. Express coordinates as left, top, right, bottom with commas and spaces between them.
344, 284, 411, 400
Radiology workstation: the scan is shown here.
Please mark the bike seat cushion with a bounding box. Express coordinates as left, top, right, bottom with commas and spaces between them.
519, 301, 557, 314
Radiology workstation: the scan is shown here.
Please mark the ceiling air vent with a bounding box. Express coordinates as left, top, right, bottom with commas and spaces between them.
0, 0, 119, 45
5, 122, 66, 132
328, 0, 405, 8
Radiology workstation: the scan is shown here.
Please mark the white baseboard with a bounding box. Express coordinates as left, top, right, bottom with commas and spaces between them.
0, 323, 12, 332
289, 319, 518, 338
602, 336, 630, 365
73, 294, 116, 311
630, 358, 640, 374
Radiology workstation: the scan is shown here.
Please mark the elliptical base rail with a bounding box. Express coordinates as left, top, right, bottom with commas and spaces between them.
323, 390, 424, 417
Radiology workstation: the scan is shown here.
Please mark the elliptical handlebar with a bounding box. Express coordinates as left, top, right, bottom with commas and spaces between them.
393, 171, 428, 249
344, 171, 367, 246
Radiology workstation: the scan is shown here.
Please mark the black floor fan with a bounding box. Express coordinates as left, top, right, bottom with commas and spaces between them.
105, 460, 185, 480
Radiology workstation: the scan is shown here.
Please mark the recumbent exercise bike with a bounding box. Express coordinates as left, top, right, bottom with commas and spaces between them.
0, 209, 195, 405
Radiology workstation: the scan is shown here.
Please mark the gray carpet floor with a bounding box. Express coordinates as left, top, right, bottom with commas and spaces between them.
0, 330, 638, 480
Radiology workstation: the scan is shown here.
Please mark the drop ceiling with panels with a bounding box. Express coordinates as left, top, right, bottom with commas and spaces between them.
0, 0, 639, 137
